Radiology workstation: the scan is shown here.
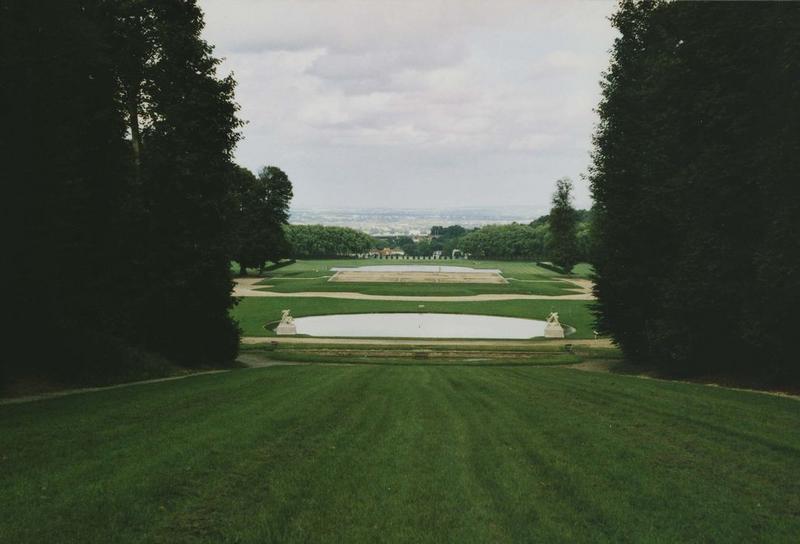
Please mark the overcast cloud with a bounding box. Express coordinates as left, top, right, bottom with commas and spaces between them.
198, 0, 618, 210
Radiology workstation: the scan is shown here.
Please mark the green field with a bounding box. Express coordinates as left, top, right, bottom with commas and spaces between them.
257, 259, 564, 279
2, 364, 798, 543
257, 276, 579, 296
232, 297, 596, 338
251, 259, 581, 296
570, 262, 594, 278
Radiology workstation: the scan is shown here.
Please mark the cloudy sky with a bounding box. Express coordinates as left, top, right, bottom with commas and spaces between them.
198, 0, 618, 211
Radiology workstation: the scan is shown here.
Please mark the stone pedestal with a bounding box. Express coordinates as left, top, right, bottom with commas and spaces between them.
276, 322, 297, 335
276, 309, 297, 335
544, 311, 566, 338
544, 321, 565, 338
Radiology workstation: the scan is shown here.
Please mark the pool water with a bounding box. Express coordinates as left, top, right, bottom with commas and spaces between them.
330, 265, 502, 274
290, 313, 548, 339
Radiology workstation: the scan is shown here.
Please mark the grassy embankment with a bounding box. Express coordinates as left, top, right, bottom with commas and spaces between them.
239, 340, 622, 367
2, 364, 798, 542
232, 297, 596, 338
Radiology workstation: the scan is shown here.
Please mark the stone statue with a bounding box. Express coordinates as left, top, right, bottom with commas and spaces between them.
276, 309, 297, 335
544, 311, 565, 339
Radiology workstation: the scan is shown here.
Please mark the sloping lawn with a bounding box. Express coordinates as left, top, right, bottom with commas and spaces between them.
1, 365, 798, 543
232, 297, 597, 338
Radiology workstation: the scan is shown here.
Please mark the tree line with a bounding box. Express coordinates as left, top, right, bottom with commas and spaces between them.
2, 1, 290, 386
459, 224, 549, 261
352, 180, 588, 266
282, 200, 589, 265
591, 0, 800, 380
284, 225, 375, 258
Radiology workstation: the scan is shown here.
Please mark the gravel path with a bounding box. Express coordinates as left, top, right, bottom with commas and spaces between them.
1, 361, 302, 405
0, 370, 231, 405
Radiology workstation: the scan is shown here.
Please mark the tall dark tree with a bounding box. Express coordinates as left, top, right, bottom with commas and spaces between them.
2, 0, 243, 386
2, 0, 133, 384
230, 166, 263, 274
132, 0, 242, 366
260, 166, 294, 264
591, 0, 800, 379
548, 177, 579, 272
589, 0, 659, 365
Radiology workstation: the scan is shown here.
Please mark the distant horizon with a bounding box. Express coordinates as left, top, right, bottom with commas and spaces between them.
289, 204, 558, 213
287, 205, 564, 236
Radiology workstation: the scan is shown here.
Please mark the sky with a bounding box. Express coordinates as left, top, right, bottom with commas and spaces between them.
198, 0, 618, 211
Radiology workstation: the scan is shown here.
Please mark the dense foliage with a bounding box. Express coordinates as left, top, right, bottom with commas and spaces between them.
2, 0, 242, 385
591, 1, 800, 379
284, 225, 375, 258
430, 225, 467, 238
459, 224, 549, 261
230, 166, 293, 274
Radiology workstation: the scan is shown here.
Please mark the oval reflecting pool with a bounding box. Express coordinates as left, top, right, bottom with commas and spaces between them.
291, 313, 548, 339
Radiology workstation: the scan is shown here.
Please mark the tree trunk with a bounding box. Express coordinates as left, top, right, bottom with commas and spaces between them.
125, 82, 142, 168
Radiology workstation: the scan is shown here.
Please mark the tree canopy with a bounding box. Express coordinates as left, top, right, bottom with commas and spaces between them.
284, 225, 375, 258
459, 224, 549, 261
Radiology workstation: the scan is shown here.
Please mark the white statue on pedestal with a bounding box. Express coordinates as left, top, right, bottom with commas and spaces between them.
276, 309, 297, 335
544, 311, 565, 338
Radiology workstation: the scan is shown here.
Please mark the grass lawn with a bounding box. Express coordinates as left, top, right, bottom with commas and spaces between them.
570, 262, 595, 278
256, 259, 563, 280
251, 259, 580, 296
257, 276, 579, 296
2, 365, 798, 543
232, 297, 597, 338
